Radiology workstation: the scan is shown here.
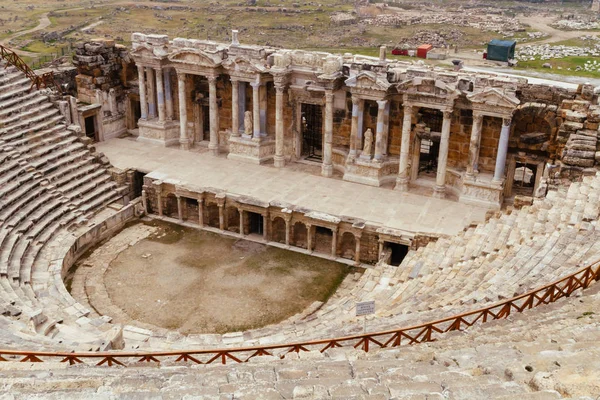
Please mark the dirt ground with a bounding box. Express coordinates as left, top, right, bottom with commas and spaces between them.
104, 220, 352, 334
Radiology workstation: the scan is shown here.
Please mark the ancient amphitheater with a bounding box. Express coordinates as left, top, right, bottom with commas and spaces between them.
0, 33, 599, 399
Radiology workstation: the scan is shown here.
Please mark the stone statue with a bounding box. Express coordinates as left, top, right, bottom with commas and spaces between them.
362, 128, 373, 157
244, 110, 253, 136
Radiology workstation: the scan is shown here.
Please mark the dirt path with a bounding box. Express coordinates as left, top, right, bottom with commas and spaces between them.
518, 14, 593, 45
0, 12, 51, 57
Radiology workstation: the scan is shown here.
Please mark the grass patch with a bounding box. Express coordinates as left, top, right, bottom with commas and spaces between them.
516, 56, 600, 78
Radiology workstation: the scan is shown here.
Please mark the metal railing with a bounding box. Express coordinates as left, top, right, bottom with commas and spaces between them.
0, 260, 598, 367
0, 44, 58, 92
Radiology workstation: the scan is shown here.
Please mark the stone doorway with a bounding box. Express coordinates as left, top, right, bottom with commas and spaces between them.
84, 115, 97, 141
247, 212, 264, 236
512, 162, 537, 197
301, 103, 323, 161
384, 242, 409, 266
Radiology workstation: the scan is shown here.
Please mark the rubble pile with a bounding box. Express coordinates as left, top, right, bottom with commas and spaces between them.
396, 29, 463, 48
554, 19, 600, 30
515, 43, 600, 62
361, 11, 523, 35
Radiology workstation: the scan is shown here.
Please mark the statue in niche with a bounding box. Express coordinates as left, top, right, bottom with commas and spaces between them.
363, 128, 373, 157
244, 110, 253, 136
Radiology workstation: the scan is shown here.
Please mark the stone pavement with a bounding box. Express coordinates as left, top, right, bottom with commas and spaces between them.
96, 137, 490, 237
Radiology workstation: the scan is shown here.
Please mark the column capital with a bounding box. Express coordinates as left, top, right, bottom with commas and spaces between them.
351, 96, 360, 106
377, 99, 388, 109
230, 76, 240, 83
502, 116, 512, 126
325, 90, 334, 102
275, 85, 286, 94
207, 75, 218, 84
442, 109, 453, 119
153, 66, 163, 73
403, 104, 413, 113
472, 112, 484, 123
250, 81, 261, 89
176, 71, 186, 81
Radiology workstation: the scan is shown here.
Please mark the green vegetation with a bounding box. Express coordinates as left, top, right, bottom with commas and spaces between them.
516, 56, 600, 78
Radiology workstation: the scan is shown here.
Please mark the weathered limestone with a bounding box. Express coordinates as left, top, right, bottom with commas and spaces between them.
466, 113, 483, 179
433, 110, 452, 198
396, 104, 413, 191
493, 117, 512, 182
208, 75, 219, 155
138, 67, 148, 120
155, 67, 166, 123
322, 91, 334, 177
177, 73, 189, 150
274, 84, 285, 168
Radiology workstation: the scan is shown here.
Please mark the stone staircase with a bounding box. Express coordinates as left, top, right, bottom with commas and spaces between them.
0, 62, 128, 347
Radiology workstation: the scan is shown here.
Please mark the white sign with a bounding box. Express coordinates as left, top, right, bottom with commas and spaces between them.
356, 301, 375, 316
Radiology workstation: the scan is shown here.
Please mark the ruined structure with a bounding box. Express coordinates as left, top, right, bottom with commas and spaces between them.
68, 33, 600, 212
0, 31, 599, 398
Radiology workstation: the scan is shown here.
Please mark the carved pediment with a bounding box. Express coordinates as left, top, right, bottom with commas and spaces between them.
222, 56, 267, 73
345, 71, 391, 92
397, 77, 459, 98
168, 49, 222, 67
131, 45, 157, 59
467, 88, 520, 109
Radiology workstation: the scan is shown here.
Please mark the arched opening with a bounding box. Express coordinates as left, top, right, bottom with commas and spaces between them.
339, 232, 356, 260
164, 194, 178, 219
271, 217, 286, 244
205, 203, 220, 228
292, 221, 307, 249
226, 207, 240, 233
314, 226, 333, 254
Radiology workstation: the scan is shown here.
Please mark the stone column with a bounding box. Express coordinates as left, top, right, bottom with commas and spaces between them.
262, 214, 268, 241
433, 110, 453, 198
374, 99, 388, 161
307, 224, 313, 252
164, 69, 174, 120
157, 191, 163, 216
208, 75, 219, 155
198, 198, 204, 227
396, 104, 413, 191
177, 73, 189, 150
349, 96, 360, 159
239, 209, 245, 235
356, 99, 365, 156
378, 239, 384, 260
466, 113, 484, 179
239, 82, 247, 133
493, 117, 512, 182
155, 67, 166, 123
274, 85, 285, 167
322, 90, 334, 177
138, 66, 148, 120
284, 215, 291, 246
259, 84, 267, 135
231, 78, 240, 137
382, 101, 390, 156
218, 204, 225, 231
331, 227, 338, 257
176, 195, 183, 221
250, 82, 261, 138
146, 68, 156, 119
354, 234, 361, 264
141, 189, 148, 213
